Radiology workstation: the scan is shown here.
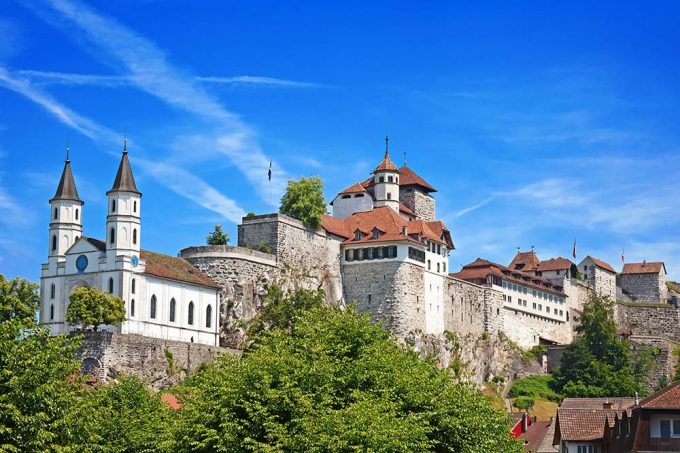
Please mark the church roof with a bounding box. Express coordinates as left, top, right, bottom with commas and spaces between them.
108, 150, 141, 195
50, 159, 83, 203
398, 165, 436, 192
141, 250, 219, 288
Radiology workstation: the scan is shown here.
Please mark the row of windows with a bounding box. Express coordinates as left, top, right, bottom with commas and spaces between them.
408, 246, 425, 263
111, 199, 137, 213
53, 207, 79, 220
504, 294, 566, 318
51, 234, 80, 252
340, 193, 365, 199
377, 175, 398, 184
426, 259, 446, 273
503, 281, 565, 304
345, 246, 398, 262
110, 227, 138, 245
510, 309, 565, 325
141, 295, 212, 328
426, 241, 445, 256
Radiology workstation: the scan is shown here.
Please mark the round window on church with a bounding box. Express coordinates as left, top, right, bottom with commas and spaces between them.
76, 255, 88, 273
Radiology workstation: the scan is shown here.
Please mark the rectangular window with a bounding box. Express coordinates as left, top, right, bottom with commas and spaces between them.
538, 304, 542, 311
362, 249, 370, 260
437, 263, 440, 272
508, 296, 512, 303
673, 420, 680, 435
345, 250, 351, 261
387, 192, 392, 200
443, 263, 446, 272
427, 260, 431, 270
661, 420, 671, 438
353, 249, 360, 261
533, 302, 537, 309
437, 244, 441, 254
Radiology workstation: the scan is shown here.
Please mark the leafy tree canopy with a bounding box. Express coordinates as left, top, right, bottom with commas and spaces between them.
0, 275, 39, 326
279, 176, 326, 229
552, 292, 650, 397
176, 304, 523, 452
206, 224, 229, 245
66, 286, 126, 332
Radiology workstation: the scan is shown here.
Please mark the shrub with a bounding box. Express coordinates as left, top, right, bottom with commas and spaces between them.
508, 375, 559, 402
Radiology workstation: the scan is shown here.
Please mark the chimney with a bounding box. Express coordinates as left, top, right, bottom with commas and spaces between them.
603, 398, 613, 410
635, 392, 639, 407
549, 416, 554, 426
402, 226, 408, 235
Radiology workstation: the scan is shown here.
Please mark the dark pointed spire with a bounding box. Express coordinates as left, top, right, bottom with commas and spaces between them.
374, 135, 398, 172
50, 143, 82, 203
107, 135, 141, 195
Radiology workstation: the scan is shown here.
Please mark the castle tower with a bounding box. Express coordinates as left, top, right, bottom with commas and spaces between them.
372, 136, 400, 212
48, 146, 83, 260
106, 138, 141, 261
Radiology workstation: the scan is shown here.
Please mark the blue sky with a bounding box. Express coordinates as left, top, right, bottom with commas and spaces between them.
1, 1, 680, 282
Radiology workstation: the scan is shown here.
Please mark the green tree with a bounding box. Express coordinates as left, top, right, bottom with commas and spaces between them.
279, 176, 326, 229
552, 292, 646, 397
0, 275, 39, 326
206, 224, 229, 245
66, 377, 174, 452
66, 287, 126, 332
175, 305, 522, 452
0, 318, 82, 451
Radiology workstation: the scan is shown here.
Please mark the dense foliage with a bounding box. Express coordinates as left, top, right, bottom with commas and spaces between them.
552, 292, 653, 397
176, 303, 522, 452
66, 286, 126, 331
1, 276, 521, 451
508, 375, 559, 402
279, 176, 326, 229
206, 224, 229, 245
0, 276, 82, 452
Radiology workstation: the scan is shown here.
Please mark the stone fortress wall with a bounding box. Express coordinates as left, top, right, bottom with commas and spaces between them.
617, 301, 680, 339
502, 307, 572, 349
618, 272, 668, 303
400, 190, 435, 222
444, 277, 503, 337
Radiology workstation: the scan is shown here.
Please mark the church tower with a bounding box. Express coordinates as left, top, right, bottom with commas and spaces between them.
106, 138, 141, 261
48, 146, 83, 260
372, 136, 400, 212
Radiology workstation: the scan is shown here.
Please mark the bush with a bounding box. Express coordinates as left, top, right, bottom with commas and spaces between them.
258, 241, 273, 254
513, 396, 535, 411
508, 375, 559, 402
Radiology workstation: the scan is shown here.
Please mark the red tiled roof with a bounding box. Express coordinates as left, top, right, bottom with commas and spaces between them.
555, 408, 624, 441
509, 250, 540, 271
398, 165, 436, 192
141, 250, 219, 289
321, 214, 351, 239
374, 150, 398, 172
622, 262, 666, 275
537, 258, 574, 272
399, 203, 416, 217
451, 258, 566, 296
338, 182, 368, 195
521, 419, 553, 452
586, 256, 617, 273
638, 381, 680, 409
560, 398, 635, 411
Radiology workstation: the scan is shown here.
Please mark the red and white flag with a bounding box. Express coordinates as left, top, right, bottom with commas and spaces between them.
621, 249, 625, 263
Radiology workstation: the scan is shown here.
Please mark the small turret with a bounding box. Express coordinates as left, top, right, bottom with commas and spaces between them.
106, 136, 142, 259
48, 144, 83, 258
373, 136, 400, 212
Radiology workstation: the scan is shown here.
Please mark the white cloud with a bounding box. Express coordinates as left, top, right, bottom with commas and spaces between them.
27, 0, 287, 201
0, 67, 245, 222
455, 197, 494, 218
197, 75, 321, 88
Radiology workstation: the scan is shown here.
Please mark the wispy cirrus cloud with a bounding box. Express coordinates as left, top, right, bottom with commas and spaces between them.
0, 67, 246, 223
455, 197, 494, 217
23, 0, 287, 201
19, 69, 322, 90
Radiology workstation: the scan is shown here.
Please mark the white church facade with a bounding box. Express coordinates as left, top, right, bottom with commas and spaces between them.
40, 143, 220, 346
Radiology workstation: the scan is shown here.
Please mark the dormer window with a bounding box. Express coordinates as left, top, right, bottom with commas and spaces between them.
372, 228, 380, 239
354, 230, 362, 241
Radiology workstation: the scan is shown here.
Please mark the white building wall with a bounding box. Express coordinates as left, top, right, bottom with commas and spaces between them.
331, 193, 373, 219
424, 271, 445, 334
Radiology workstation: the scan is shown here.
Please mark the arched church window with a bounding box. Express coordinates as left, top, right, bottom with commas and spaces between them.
150, 295, 157, 319
388, 175, 393, 183
130, 299, 135, 317
75, 208, 79, 220
188, 301, 194, 325
169, 298, 176, 322
50, 283, 55, 299
133, 229, 137, 245
131, 278, 136, 294
52, 235, 57, 252
50, 304, 54, 320
110, 228, 115, 244
206, 305, 212, 328
54, 207, 58, 220
111, 200, 116, 212
133, 201, 137, 212
108, 277, 114, 294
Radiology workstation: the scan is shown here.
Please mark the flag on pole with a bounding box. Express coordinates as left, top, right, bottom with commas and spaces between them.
572, 239, 577, 259
268, 160, 272, 181
621, 249, 625, 263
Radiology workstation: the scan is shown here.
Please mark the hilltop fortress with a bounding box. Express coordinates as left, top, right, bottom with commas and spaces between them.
40, 139, 679, 380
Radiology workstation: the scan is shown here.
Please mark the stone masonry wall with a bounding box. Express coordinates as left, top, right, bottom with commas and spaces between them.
400, 190, 435, 221
444, 277, 503, 337
630, 335, 678, 392
342, 261, 425, 338
589, 267, 617, 300
502, 308, 573, 348
238, 214, 343, 302
77, 331, 234, 390
617, 302, 680, 338
618, 272, 667, 302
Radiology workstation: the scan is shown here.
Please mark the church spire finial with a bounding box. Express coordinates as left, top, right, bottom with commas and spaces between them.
66, 139, 70, 162
403, 150, 407, 166
123, 129, 128, 154
385, 134, 389, 156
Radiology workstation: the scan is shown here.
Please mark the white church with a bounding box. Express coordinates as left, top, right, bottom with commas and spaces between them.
40, 142, 220, 346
